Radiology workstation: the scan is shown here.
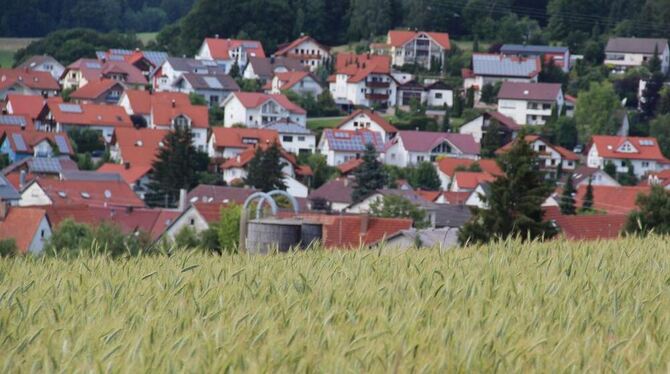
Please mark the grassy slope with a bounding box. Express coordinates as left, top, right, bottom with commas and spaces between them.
0, 37, 39, 67
1, 237, 670, 371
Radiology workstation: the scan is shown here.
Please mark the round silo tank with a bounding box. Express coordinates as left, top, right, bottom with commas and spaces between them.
301, 222, 323, 249
246, 219, 302, 255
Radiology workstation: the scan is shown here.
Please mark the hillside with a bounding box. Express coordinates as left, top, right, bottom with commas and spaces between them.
1, 237, 669, 371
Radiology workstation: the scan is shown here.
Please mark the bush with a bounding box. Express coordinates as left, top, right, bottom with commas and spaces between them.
0, 239, 17, 257
46, 219, 150, 257
218, 205, 242, 253
174, 226, 200, 249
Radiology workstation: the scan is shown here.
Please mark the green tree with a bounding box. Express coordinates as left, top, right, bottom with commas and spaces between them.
148, 126, 200, 207
650, 114, 670, 158
604, 161, 617, 179
618, 160, 638, 186
479, 83, 497, 104
581, 177, 594, 212
174, 226, 200, 248
480, 120, 504, 158
465, 87, 475, 108
199, 224, 221, 253
0, 239, 17, 257
626, 186, 670, 235
218, 204, 241, 253
45, 219, 93, 254
452, 93, 464, 118
369, 195, 429, 229
352, 143, 387, 203
459, 138, 557, 245
560, 173, 577, 215
245, 143, 287, 192
648, 45, 662, 74
189, 93, 207, 106
641, 72, 664, 119
229, 60, 241, 79
305, 153, 337, 189
657, 87, 670, 115
410, 162, 441, 190
575, 81, 621, 142
440, 105, 451, 132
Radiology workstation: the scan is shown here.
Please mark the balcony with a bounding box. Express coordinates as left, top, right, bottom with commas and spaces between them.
366, 80, 390, 88
365, 93, 389, 101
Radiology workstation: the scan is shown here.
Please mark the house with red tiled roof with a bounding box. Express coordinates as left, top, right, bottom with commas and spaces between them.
109, 128, 170, 168
95, 49, 168, 78
551, 185, 650, 215
0, 127, 73, 162
551, 214, 627, 241
97, 163, 153, 199
336, 158, 364, 176
267, 71, 323, 97
586, 135, 669, 178
436, 156, 502, 190
0, 204, 51, 254
0, 68, 60, 99
396, 79, 454, 107
274, 35, 331, 72
161, 203, 228, 242
151, 99, 210, 151
318, 129, 385, 166
463, 54, 541, 101
37, 99, 132, 143
459, 111, 520, 144
207, 127, 278, 159
173, 72, 240, 107
497, 82, 564, 125
4, 94, 48, 123
328, 53, 396, 109
69, 79, 126, 104
19, 178, 145, 209
335, 109, 398, 142
497, 135, 579, 179
187, 185, 259, 205
384, 131, 480, 168
435, 191, 471, 205
195, 36, 265, 74
222, 92, 306, 128
450, 171, 496, 192
17, 55, 65, 80
243, 56, 307, 83
60, 58, 147, 90
220, 144, 312, 198
386, 30, 450, 70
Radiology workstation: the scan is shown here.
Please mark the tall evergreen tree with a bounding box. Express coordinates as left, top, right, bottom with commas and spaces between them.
458, 138, 557, 245
648, 45, 662, 74
480, 120, 503, 158
641, 72, 665, 119
148, 126, 199, 207
560, 173, 577, 215
411, 162, 441, 190
245, 143, 287, 192
581, 177, 594, 212
352, 143, 387, 203
229, 59, 241, 79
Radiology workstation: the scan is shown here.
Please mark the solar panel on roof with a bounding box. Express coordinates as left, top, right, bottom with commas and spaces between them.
109, 55, 124, 61
243, 42, 259, 48
12, 133, 27, 152
110, 49, 132, 55
54, 135, 70, 153
29, 158, 62, 173
201, 60, 217, 67
0, 176, 6, 186
59, 103, 83, 113
85, 62, 102, 69
0, 115, 26, 127
203, 76, 223, 89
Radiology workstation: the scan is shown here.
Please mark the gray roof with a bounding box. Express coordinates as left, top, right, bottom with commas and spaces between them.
606, 37, 668, 54
378, 228, 461, 249
60, 170, 123, 182
433, 204, 472, 228
472, 54, 540, 78
0, 175, 20, 201
165, 57, 225, 74
265, 119, 312, 134
247, 56, 305, 80
377, 189, 438, 211
500, 44, 569, 54
96, 49, 169, 67
17, 55, 62, 69
180, 73, 240, 91
308, 179, 354, 204
187, 185, 259, 205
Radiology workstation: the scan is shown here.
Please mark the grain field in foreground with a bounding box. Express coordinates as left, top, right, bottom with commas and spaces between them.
1, 238, 670, 372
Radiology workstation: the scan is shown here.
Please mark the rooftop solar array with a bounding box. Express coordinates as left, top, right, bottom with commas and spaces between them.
54, 135, 70, 153
85, 62, 102, 69
203, 76, 223, 89
12, 133, 27, 152
29, 158, 62, 174
0, 115, 26, 127
326, 131, 382, 152
59, 103, 83, 113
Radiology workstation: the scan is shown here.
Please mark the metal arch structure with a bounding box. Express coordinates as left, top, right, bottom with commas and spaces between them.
242, 192, 278, 219
255, 190, 300, 219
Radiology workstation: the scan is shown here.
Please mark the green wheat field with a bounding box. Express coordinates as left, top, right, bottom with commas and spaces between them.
1, 237, 669, 372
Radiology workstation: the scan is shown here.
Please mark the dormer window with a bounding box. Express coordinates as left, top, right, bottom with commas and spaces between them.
432, 141, 452, 154
174, 116, 188, 128
617, 141, 637, 153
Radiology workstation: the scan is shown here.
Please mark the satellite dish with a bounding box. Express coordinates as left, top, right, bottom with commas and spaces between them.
190, 197, 199, 203
104, 190, 112, 199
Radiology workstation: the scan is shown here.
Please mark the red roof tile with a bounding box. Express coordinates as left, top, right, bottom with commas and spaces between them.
440, 191, 471, 205
35, 179, 145, 208
123, 90, 191, 116
415, 189, 441, 202
274, 35, 330, 56
0, 207, 48, 254
210, 127, 278, 150
388, 30, 451, 49
273, 71, 313, 90
552, 214, 627, 241
336, 109, 398, 133
497, 135, 579, 161
204, 38, 265, 60
97, 163, 152, 184
112, 128, 170, 167
452, 171, 496, 190
486, 111, 521, 131
0, 127, 74, 155
151, 102, 209, 129
334, 53, 391, 83
231, 92, 306, 114
437, 157, 502, 178
70, 79, 125, 101
0, 68, 60, 91
574, 185, 650, 215
590, 135, 668, 162
337, 158, 363, 175
5, 94, 48, 119
46, 99, 132, 128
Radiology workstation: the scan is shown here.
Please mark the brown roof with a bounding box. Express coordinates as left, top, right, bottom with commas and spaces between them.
388, 30, 451, 49
606, 37, 668, 54
437, 157, 503, 178
34, 179, 145, 208
46, 99, 132, 128
275, 35, 330, 56
337, 159, 363, 175
0, 68, 60, 91
308, 179, 354, 204
0, 207, 48, 254
552, 214, 627, 241
332, 53, 391, 83
574, 185, 650, 215
497, 82, 562, 102
337, 109, 398, 133
122, 90, 191, 116
210, 127, 279, 150
392, 131, 480, 155
70, 79, 125, 101
497, 135, 579, 161
246, 56, 306, 80
97, 163, 152, 184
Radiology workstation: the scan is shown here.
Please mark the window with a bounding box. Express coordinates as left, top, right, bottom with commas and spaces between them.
209, 95, 219, 106
621, 161, 626, 167
190, 218, 195, 226
435, 93, 443, 99
174, 116, 188, 128
417, 155, 425, 162
249, 116, 253, 121
41, 230, 45, 238
538, 145, 547, 153
642, 161, 650, 168
298, 136, 305, 141
283, 135, 294, 142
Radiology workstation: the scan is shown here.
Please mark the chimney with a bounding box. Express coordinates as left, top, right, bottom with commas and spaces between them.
19, 170, 26, 190
0, 200, 9, 221
360, 213, 370, 237
178, 188, 188, 212
171, 99, 176, 108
